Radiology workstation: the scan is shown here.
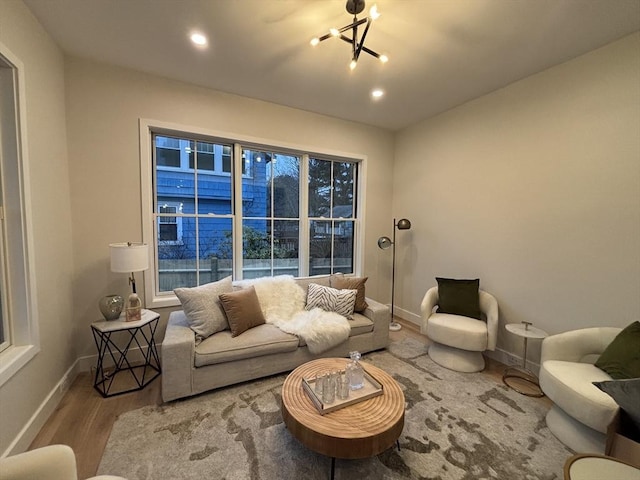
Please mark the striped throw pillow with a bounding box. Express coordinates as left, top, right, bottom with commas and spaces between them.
305, 283, 357, 319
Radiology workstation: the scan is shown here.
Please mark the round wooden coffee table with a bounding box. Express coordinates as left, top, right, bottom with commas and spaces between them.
281, 358, 405, 478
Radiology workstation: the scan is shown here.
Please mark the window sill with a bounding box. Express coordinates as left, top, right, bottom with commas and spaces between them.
0, 344, 39, 387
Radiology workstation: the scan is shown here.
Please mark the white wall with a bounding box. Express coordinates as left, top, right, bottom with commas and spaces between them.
0, 0, 75, 456
63, 58, 395, 359
393, 32, 640, 363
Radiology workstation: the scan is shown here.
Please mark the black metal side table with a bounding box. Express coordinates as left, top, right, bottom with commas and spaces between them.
91, 309, 161, 397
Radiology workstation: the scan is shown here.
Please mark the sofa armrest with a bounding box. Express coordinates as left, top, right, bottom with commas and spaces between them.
479, 290, 499, 351
161, 311, 196, 402
419, 287, 438, 335
541, 327, 622, 364
363, 297, 390, 347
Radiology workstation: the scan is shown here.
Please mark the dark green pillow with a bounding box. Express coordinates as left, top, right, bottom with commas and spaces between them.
594, 321, 640, 379
592, 378, 640, 439
435, 277, 481, 320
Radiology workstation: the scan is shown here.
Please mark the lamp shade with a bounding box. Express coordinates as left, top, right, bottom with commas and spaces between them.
396, 218, 411, 230
109, 242, 149, 273
377, 236, 392, 249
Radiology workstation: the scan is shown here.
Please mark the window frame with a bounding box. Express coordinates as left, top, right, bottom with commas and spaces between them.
0, 43, 41, 387
139, 119, 367, 308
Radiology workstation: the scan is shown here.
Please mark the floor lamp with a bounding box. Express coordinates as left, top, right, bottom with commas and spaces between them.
378, 218, 411, 332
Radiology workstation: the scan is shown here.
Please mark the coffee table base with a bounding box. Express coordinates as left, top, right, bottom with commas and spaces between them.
327, 440, 401, 480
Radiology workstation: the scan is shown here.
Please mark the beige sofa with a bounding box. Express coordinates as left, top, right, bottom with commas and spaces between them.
161, 276, 390, 402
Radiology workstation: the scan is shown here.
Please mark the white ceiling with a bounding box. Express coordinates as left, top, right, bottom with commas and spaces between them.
24, 0, 640, 131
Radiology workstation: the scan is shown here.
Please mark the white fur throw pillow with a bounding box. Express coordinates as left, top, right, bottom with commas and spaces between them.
235, 275, 306, 323
305, 283, 357, 319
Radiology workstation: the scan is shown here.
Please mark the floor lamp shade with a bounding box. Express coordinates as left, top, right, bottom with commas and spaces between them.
377, 218, 411, 332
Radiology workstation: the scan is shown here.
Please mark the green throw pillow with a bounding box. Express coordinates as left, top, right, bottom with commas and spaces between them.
435, 277, 481, 320
595, 321, 640, 380
592, 378, 640, 439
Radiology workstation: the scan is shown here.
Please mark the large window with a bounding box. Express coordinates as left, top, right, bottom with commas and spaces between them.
242, 148, 300, 279
309, 158, 356, 276
0, 45, 40, 386
141, 122, 363, 306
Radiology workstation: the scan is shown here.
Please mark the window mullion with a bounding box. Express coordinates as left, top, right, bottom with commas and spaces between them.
233, 143, 243, 279
299, 154, 310, 277
193, 146, 200, 285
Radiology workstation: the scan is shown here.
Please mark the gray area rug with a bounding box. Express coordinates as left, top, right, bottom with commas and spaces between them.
98, 337, 572, 479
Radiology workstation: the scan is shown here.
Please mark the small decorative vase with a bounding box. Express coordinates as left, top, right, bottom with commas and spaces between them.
99, 294, 124, 320
125, 293, 142, 322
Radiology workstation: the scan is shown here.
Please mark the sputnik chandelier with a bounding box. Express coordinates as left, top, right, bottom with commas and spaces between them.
310, 0, 388, 70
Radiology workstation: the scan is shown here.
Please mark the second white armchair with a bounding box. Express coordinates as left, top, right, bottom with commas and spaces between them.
420, 286, 499, 372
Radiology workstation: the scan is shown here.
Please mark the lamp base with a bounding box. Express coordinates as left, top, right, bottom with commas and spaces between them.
389, 321, 402, 332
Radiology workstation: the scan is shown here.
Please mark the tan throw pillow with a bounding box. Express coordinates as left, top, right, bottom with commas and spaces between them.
330, 274, 368, 312
219, 286, 266, 337
174, 276, 233, 342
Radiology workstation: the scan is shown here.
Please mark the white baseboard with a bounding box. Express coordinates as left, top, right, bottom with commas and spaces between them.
393, 306, 422, 327
2, 360, 80, 458
3, 343, 163, 458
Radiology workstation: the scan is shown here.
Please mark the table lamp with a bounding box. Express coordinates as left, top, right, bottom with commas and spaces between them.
110, 242, 149, 321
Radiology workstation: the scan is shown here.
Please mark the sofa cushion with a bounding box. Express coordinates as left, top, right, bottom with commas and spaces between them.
594, 321, 640, 379
194, 324, 299, 367
426, 312, 487, 351
306, 283, 357, 318
330, 274, 369, 312
435, 277, 481, 320
174, 276, 232, 342
296, 312, 373, 347
539, 360, 618, 433
219, 286, 266, 337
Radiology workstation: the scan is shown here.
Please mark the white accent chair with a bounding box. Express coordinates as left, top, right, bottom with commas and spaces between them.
420, 287, 499, 372
0, 444, 126, 480
539, 327, 622, 453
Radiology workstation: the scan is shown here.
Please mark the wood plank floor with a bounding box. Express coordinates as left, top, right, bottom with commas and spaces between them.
28, 318, 549, 479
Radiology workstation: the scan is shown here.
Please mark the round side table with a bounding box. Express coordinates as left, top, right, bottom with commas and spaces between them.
503, 322, 548, 397
564, 454, 640, 480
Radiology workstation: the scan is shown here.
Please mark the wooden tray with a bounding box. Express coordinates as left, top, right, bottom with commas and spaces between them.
301, 368, 384, 415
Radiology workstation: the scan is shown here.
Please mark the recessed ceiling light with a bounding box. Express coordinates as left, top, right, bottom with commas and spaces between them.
190, 32, 208, 47
371, 89, 384, 99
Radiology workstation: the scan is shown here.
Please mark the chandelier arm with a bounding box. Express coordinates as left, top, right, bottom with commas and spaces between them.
316, 32, 334, 43
354, 18, 372, 60
341, 17, 368, 33
338, 35, 356, 46
352, 20, 358, 59
360, 44, 381, 58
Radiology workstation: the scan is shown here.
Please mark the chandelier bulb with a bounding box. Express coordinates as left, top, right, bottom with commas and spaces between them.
330, 28, 340, 37
370, 4, 381, 20
379, 54, 389, 64
349, 59, 358, 70
310, 37, 320, 47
